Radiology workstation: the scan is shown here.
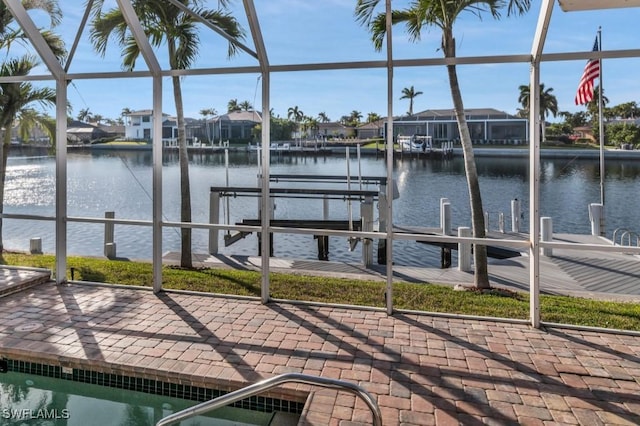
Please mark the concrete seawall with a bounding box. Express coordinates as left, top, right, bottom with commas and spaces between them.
457, 147, 640, 159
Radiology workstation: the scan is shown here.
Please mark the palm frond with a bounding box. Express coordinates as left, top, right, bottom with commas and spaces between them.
355, 0, 382, 26
121, 35, 142, 71
507, 0, 531, 16
173, 23, 199, 69
21, 0, 62, 26
90, 8, 130, 57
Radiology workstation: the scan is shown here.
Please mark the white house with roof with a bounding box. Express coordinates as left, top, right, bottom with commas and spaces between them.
123, 109, 261, 145
124, 109, 170, 141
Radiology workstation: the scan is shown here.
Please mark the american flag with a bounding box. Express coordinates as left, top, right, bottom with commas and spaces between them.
574, 36, 600, 105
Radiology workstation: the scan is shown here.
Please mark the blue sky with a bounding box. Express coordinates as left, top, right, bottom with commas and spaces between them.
23, 1, 640, 123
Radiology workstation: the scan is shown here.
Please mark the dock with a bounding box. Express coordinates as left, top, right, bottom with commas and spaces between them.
163, 233, 640, 301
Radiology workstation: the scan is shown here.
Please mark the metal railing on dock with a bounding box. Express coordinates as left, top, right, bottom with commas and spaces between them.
612, 227, 640, 248
155, 373, 382, 426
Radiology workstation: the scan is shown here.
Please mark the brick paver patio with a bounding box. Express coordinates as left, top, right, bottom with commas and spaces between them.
0, 281, 638, 425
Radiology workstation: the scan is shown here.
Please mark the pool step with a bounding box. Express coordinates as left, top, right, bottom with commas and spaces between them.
0, 267, 51, 298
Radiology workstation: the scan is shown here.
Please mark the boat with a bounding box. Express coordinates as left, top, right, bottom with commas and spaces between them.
247, 142, 291, 151
397, 135, 430, 153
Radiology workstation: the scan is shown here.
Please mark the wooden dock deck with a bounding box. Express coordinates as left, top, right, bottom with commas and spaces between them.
164, 233, 640, 302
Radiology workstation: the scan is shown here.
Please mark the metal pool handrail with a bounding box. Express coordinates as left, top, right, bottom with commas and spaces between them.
155, 372, 383, 426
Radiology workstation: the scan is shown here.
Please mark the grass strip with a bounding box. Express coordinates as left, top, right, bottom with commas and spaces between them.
2, 252, 638, 331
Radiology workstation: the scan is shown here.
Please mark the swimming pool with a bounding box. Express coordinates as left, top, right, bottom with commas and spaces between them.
0, 361, 301, 425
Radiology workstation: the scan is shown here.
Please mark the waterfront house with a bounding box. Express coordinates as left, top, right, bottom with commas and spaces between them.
67, 120, 108, 144
356, 120, 384, 140
212, 110, 262, 143
388, 107, 528, 144
123, 109, 261, 145
123, 109, 170, 141
162, 116, 203, 146
316, 122, 354, 140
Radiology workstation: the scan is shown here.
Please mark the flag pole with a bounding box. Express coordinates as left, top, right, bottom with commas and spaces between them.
598, 26, 605, 210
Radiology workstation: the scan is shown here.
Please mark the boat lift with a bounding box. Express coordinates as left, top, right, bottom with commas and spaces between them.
209, 175, 395, 265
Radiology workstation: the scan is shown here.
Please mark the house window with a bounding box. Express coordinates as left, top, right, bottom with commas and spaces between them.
489, 123, 526, 140
433, 123, 448, 140
469, 122, 484, 140
142, 116, 150, 123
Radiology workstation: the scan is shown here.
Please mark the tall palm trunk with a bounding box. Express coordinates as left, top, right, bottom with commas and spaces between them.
174, 75, 192, 267
169, 42, 192, 268
443, 30, 490, 289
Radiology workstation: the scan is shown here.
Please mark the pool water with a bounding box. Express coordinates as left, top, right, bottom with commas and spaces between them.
0, 371, 292, 425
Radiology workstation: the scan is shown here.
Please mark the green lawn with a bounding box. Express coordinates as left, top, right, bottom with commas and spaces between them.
3, 252, 639, 331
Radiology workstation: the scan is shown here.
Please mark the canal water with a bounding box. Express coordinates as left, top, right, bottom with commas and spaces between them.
3, 148, 639, 267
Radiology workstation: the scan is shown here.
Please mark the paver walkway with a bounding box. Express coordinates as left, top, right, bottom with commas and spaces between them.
0, 281, 638, 425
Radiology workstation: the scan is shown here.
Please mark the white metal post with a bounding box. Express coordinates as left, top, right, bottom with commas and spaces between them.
152, 75, 163, 293
243, 0, 271, 304
384, 0, 394, 315
529, 0, 554, 328
55, 79, 67, 284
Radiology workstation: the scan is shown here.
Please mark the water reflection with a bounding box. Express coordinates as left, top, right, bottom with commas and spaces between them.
0, 372, 271, 425
3, 148, 640, 266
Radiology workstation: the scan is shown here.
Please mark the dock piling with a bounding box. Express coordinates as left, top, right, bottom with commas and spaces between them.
589, 203, 605, 237
209, 192, 220, 254
104, 211, 116, 259
511, 199, 521, 232
29, 238, 42, 255
541, 217, 553, 257
361, 196, 374, 266
440, 198, 451, 236
378, 186, 389, 264
458, 227, 472, 272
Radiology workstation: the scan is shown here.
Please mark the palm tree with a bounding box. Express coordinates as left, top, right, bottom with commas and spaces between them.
586, 85, 609, 124
77, 108, 92, 123
366, 112, 381, 123
0, 56, 57, 251
227, 98, 241, 112
518, 83, 558, 141
349, 110, 362, 127
199, 107, 216, 143
303, 116, 319, 139
239, 100, 252, 111
288, 106, 304, 145
0, 1, 64, 56
356, 0, 531, 289
559, 111, 588, 129
611, 102, 639, 120
121, 107, 132, 125
90, 0, 244, 268
318, 112, 330, 123
400, 85, 423, 115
